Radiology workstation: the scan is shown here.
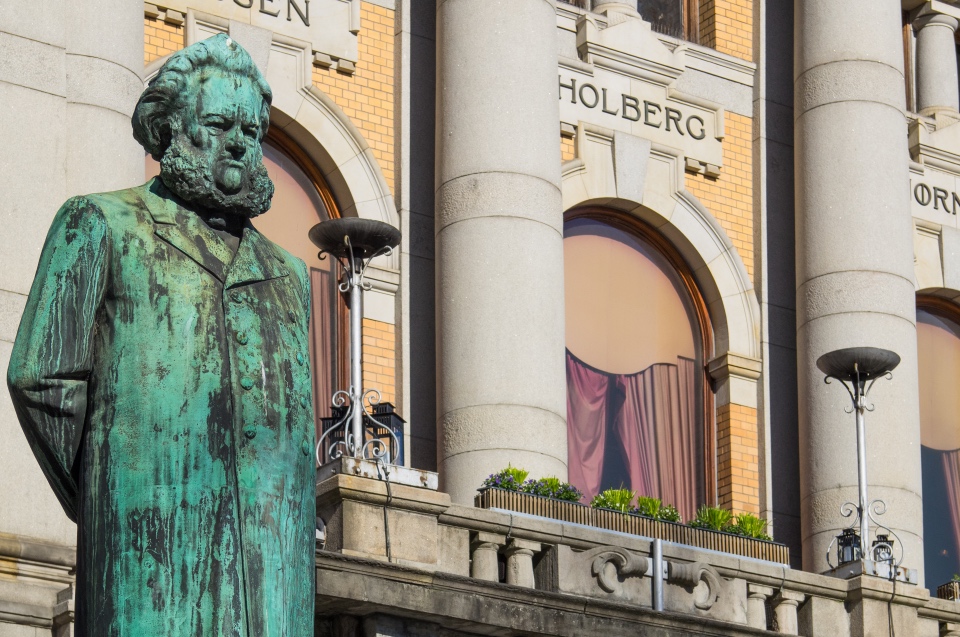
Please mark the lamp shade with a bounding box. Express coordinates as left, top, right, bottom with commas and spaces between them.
816, 346, 900, 381
308, 218, 401, 261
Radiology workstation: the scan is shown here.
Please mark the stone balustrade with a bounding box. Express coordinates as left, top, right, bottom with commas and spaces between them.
315, 469, 960, 636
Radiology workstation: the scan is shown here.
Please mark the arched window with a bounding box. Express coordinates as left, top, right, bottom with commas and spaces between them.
145, 130, 344, 422
918, 298, 960, 586
564, 211, 710, 520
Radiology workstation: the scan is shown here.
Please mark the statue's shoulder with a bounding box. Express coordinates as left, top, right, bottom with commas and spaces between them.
70, 180, 157, 227
262, 232, 309, 281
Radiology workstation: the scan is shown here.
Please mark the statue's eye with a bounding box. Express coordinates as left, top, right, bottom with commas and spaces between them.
204, 118, 230, 130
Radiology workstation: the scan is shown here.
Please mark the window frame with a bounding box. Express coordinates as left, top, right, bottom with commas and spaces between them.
564, 206, 717, 506
915, 294, 960, 584
264, 127, 351, 395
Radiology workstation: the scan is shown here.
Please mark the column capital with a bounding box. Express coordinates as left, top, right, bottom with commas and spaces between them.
747, 583, 776, 599
914, 12, 959, 32
504, 538, 542, 555
774, 589, 807, 606
470, 531, 506, 549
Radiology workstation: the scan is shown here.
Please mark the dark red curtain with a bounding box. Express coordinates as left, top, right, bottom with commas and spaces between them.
566, 354, 611, 498
943, 450, 960, 565
309, 268, 337, 421
566, 351, 699, 520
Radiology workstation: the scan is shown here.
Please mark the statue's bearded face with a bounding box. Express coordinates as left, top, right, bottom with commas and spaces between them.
159, 74, 274, 218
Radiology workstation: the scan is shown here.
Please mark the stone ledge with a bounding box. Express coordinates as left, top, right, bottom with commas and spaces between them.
0, 534, 75, 569
314, 551, 774, 637
0, 599, 52, 629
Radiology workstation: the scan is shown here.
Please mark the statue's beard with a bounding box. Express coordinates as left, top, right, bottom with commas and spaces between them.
159, 136, 274, 219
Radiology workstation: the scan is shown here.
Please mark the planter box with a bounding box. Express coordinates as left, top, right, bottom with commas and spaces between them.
475, 488, 790, 565
937, 581, 960, 601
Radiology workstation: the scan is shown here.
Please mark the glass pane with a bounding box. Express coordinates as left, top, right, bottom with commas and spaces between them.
564, 217, 703, 520
638, 0, 685, 39
144, 144, 340, 421
918, 307, 960, 586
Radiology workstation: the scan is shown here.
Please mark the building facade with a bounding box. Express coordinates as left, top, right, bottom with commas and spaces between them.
5, 0, 960, 635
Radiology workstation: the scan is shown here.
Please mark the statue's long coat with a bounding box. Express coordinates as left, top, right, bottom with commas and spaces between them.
7, 178, 316, 636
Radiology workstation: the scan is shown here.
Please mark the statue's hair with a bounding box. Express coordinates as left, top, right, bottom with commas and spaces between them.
133, 34, 272, 159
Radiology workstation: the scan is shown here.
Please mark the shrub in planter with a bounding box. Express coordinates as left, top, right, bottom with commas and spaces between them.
632, 496, 682, 523
481, 465, 529, 492
590, 488, 636, 513
689, 505, 733, 532
522, 477, 584, 502
729, 512, 771, 540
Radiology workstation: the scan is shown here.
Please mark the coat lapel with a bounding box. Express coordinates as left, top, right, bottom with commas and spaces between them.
142, 178, 230, 283
225, 224, 290, 289
138, 178, 289, 288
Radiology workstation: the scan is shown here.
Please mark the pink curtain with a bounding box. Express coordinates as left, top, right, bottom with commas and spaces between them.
566, 351, 699, 519
566, 353, 611, 498
309, 268, 336, 422
943, 450, 960, 562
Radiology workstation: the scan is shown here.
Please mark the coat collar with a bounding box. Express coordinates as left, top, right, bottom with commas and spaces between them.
141, 177, 289, 287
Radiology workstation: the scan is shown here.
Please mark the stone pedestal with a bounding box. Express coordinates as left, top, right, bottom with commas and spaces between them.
794, 0, 924, 582
434, 0, 567, 504
914, 13, 960, 117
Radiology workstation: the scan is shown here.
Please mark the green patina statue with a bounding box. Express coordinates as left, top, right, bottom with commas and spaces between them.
7, 35, 316, 636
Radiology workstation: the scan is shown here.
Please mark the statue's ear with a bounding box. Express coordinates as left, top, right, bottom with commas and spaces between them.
132, 98, 173, 161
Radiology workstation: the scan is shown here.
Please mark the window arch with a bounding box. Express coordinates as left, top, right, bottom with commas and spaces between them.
917, 296, 960, 586
145, 128, 346, 423
563, 209, 713, 520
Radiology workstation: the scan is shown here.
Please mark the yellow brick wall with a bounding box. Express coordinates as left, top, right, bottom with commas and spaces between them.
312, 2, 395, 192
561, 134, 576, 163
362, 318, 396, 406
684, 112, 754, 277
144, 15, 184, 66
699, 0, 753, 62
717, 404, 760, 515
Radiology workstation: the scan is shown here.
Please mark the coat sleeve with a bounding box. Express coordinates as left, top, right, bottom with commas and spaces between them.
6, 197, 109, 522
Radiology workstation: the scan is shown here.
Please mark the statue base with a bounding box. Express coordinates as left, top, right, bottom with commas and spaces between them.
317, 456, 438, 491
825, 559, 918, 585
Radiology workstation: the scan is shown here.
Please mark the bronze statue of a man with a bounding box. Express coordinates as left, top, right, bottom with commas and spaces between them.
7, 35, 316, 636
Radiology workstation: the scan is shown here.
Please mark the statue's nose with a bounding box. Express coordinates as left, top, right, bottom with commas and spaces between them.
225, 125, 245, 156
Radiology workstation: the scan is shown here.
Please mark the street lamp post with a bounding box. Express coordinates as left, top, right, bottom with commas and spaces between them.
817, 346, 910, 579
308, 217, 402, 465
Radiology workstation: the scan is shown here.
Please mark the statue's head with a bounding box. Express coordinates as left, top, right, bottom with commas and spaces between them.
133, 34, 274, 218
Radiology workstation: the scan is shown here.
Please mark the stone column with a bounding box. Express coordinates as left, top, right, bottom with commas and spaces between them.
747, 584, 774, 630
0, 0, 143, 552
590, 0, 640, 17
469, 531, 505, 582
504, 539, 541, 588
772, 590, 804, 635
914, 13, 960, 117
65, 0, 145, 195
794, 0, 923, 579
434, 0, 567, 503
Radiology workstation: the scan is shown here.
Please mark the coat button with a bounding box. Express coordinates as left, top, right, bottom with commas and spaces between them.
296, 353, 305, 366
236, 331, 248, 344
240, 377, 254, 390
301, 440, 311, 456
288, 311, 297, 322
300, 396, 309, 408
244, 427, 257, 440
